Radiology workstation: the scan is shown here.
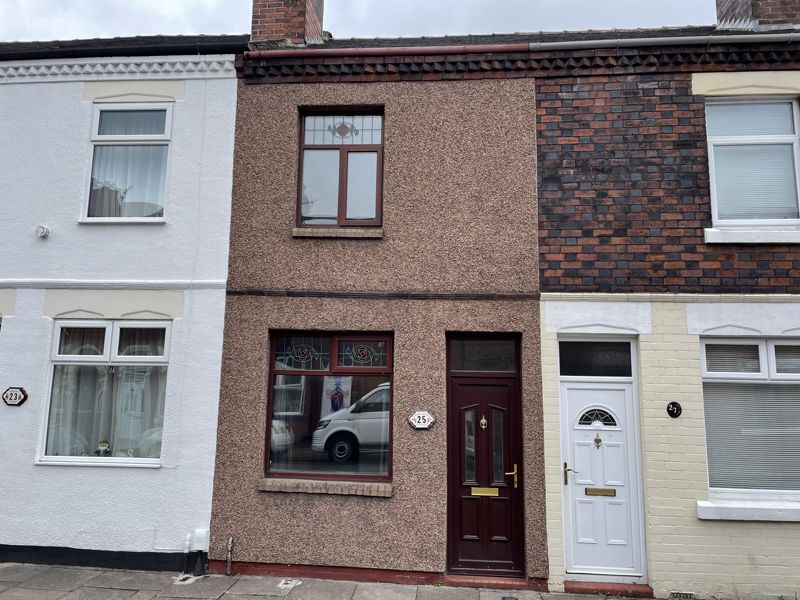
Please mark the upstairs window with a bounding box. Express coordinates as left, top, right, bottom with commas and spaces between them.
87, 104, 172, 220
298, 112, 383, 227
706, 99, 800, 224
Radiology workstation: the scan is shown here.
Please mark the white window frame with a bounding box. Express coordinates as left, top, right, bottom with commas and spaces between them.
81, 102, 173, 224
700, 337, 800, 503
705, 96, 800, 244
38, 320, 171, 468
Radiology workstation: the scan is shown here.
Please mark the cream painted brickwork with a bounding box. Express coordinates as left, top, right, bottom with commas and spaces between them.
542, 297, 800, 599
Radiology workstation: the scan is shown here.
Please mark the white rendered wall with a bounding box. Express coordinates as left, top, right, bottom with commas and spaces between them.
0, 56, 236, 554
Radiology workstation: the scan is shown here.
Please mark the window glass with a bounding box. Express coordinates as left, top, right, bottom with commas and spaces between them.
119, 328, 166, 357
713, 144, 799, 220
559, 341, 632, 377
464, 409, 476, 483
345, 152, 378, 220
775, 345, 800, 374
705, 344, 760, 373
88, 145, 167, 218
274, 335, 331, 371
706, 102, 794, 137
450, 339, 516, 371
300, 149, 340, 225
337, 339, 387, 368
492, 410, 504, 484
58, 327, 105, 356
98, 110, 166, 136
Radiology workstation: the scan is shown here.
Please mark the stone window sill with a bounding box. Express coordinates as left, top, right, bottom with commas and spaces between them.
697, 499, 800, 522
292, 227, 383, 239
704, 227, 800, 244
258, 477, 393, 497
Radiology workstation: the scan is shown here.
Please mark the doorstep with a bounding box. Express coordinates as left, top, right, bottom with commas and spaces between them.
564, 580, 654, 597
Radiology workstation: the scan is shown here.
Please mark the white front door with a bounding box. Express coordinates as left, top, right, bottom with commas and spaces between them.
561, 381, 645, 578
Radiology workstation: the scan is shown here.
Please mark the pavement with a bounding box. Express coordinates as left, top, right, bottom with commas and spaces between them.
0, 563, 602, 600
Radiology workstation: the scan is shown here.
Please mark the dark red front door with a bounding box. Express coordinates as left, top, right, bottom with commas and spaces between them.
447, 338, 524, 577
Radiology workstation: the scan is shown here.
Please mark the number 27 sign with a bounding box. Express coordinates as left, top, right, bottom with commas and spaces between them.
408, 410, 435, 430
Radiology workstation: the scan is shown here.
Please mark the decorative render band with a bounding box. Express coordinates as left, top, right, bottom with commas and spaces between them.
0, 55, 235, 83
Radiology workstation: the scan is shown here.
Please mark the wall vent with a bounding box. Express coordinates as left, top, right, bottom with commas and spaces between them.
669, 592, 697, 600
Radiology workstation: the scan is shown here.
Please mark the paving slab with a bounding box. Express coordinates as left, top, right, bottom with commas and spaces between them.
352, 581, 417, 600
417, 585, 480, 600
0, 565, 52, 583
0, 585, 14, 594
480, 591, 542, 600
224, 576, 292, 597
22, 568, 102, 591
0, 589, 67, 600
59, 587, 136, 600
130, 593, 159, 600
157, 575, 236, 599
285, 579, 356, 600
85, 570, 177, 591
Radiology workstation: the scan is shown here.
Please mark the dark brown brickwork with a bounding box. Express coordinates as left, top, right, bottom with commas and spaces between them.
717, 0, 800, 25
537, 72, 800, 294
251, 0, 324, 44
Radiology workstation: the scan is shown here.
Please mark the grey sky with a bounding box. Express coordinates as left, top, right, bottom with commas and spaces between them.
0, 0, 718, 43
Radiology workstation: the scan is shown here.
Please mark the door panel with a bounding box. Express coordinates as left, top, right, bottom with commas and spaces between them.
447, 374, 524, 576
561, 382, 644, 577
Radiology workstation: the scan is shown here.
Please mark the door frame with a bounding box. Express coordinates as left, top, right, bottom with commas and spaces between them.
445, 333, 526, 577
558, 336, 647, 584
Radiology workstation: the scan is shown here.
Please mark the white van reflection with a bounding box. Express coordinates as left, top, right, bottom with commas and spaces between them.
311, 382, 390, 462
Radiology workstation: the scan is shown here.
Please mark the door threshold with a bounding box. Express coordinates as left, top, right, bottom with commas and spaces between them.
564, 580, 653, 598
444, 574, 547, 591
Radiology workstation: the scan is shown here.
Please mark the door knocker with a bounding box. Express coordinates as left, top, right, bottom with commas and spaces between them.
594, 433, 602, 449
480, 415, 488, 430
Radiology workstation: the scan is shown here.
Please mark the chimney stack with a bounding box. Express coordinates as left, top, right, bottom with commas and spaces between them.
716, 0, 800, 28
251, 0, 324, 45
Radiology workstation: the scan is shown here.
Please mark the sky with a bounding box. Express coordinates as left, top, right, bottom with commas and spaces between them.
0, 0, 718, 43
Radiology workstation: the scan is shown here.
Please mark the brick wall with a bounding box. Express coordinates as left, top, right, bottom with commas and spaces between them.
251, 0, 324, 44
537, 72, 800, 294
753, 0, 800, 24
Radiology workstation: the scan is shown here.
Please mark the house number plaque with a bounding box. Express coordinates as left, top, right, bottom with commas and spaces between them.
2, 387, 28, 406
408, 410, 435, 430
666, 402, 682, 418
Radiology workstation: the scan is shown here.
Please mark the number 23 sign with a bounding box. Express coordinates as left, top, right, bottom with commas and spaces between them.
408, 410, 435, 430
3, 387, 28, 406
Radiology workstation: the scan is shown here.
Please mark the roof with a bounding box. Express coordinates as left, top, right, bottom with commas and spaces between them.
0, 34, 249, 61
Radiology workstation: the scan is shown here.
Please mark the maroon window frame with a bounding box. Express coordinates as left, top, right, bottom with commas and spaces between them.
297, 110, 384, 228
265, 332, 394, 482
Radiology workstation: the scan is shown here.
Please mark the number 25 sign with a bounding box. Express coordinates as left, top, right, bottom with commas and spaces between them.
408, 410, 435, 430
3, 387, 28, 406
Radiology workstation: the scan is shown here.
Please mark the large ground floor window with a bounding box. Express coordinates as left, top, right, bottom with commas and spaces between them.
268, 333, 393, 480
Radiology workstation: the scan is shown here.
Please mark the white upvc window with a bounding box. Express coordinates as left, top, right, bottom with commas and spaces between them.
701, 338, 800, 496
705, 98, 800, 243
40, 320, 171, 466
84, 103, 172, 222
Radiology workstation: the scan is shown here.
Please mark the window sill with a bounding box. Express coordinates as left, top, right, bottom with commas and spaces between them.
79, 218, 166, 225
697, 499, 800, 521
258, 477, 393, 497
36, 457, 162, 468
704, 227, 800, 244
292, 227, 383, 239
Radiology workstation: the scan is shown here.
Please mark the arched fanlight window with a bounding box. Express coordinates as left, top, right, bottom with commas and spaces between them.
578, 408, 617, 427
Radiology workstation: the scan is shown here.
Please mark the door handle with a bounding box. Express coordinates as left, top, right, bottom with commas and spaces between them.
563, 462, 578, 485
504, 463, 518, 489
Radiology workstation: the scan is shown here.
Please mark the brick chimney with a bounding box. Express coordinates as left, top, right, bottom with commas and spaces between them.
716, 0, 800, 28
251, 0, 324, 45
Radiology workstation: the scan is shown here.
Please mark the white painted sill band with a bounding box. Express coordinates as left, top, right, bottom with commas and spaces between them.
704, 227, 800, 244
258, 477, 393, 497
292, 227, 384, 239
697, 499, 800, 522
36, 458, 162, 468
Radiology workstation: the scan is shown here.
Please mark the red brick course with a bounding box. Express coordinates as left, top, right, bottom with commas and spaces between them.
537, 72, 800, 294
251, 0, 323, 44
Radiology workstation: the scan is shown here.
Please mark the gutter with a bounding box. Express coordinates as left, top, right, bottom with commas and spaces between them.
245, 32, 800, 60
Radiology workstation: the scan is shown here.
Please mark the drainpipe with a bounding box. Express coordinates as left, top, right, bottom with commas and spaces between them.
225, 537, 234, 576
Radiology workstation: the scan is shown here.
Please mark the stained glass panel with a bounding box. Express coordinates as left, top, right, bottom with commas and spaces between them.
337, 339, 388, 368
304, 114, 383, 146
274, 336, 331, 371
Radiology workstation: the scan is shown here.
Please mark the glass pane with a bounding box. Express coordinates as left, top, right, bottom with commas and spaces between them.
98, 110, 166, 136
706, 102, 794, 137
58, 327, 105, 356
713, 144, 799, 220
704, 382, 800, 490
88, 145, 167, 218
118, 328, 166, 357
303, 114, 382, 146
578, 409, 617, 426
464, 409, 476, 482
492, 410, 504, 484
450, 339, 516, 371
775, 345, 800, 374
705, 344, 760, 373
300, 149, 339, 225
45, 365, 166, 458
274, 335, 331, 371
337, 339, 387, 368
345, 152, 378, 220
559, 341, 632, 377
269, 375, 390, 476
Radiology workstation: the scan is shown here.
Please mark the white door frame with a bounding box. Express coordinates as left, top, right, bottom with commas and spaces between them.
558, 336, 647, 584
